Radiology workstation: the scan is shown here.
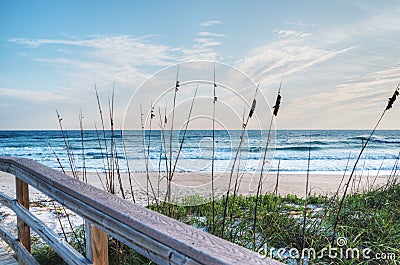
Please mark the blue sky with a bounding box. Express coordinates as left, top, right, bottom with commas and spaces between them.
1, 0, 399, 129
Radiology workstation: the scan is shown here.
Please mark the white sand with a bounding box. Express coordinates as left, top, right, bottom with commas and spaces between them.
0, 171, 85, 251
79, 171, 390, 200
0, 170, 390, 204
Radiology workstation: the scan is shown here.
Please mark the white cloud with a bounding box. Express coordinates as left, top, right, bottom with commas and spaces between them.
179, 31, 226, 61
198, 32, 226, 37
194, 38, 221, 47
8, 27, 228, 85
7, 34, 226, 127
6, 35, 175, 129
34, 57, 149, 86
9, 34, 225, 72
9, 35, 175, 66
8, 35, 183, 95
235, 36, 356, 85
179, 34, 223, 61
273, 29, 311, 39
0, 87, 71, 103
321, 7, 400, 43
235, 24, 357, 85
284, 20, 306, 27
367, 65, 400, 81
179, 48, 219, 61
280, 66, 400, 129
200, 20, 221, 26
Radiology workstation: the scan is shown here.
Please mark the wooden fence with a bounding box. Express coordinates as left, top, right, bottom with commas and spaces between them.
0, 157, 283, 265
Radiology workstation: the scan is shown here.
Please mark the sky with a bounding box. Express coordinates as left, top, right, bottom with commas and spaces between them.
0, 0, 399, 130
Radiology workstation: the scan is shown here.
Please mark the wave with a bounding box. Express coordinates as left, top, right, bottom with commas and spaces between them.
86, 152, 125, 160
350, 135, 400, 144
148, 153, 261, 161
180, 145, 328, 154
249, 147, 262, 152
274, 146, 323, 151
308, 140, 331, 145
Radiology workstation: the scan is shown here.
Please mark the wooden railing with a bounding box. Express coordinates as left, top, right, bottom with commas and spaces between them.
0, 157, 283, 265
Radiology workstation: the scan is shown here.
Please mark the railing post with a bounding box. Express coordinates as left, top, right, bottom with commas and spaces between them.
16, 177, 31, 258
85, 220, 93, 261
86, 223, 108, 265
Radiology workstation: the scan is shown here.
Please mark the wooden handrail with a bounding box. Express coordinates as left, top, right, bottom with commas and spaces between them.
0, 157, 283, 265
0, 192, 89, 265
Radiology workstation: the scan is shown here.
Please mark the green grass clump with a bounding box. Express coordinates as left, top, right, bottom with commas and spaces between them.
148, 184, 399, 264
31, 240, 65, 265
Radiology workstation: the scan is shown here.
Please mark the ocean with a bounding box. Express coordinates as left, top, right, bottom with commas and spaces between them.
0, 130, 399, 175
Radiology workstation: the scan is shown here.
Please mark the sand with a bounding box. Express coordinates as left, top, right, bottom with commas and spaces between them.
0, 170, 390, 205
149, 171, 389, 197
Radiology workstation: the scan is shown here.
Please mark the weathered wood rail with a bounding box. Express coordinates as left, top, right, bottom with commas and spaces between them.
0, 157, 283, 265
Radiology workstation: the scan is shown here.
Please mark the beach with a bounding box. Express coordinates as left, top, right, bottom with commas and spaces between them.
0, 170, 390, 204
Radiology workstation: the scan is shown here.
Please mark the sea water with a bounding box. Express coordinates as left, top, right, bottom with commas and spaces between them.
0, 130, 399, 175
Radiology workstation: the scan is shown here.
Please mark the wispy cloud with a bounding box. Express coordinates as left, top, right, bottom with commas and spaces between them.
321, 7, 400, 43
281, 66, 400, 128
200, 20, 221, 26
179, 47, 219, 61
9, 38, 71, 48
273, 29, 311, 39
9, 34, 226, 71
198, 31, 226, 37
193, 38, 221, 47
8, 34, 226, 109
34, 57, 149, 86
0, 87, 71, 103
9, 35, 175, 66
284, 20, 306, 27
179, 31, 224, 61
8, 35, 182, 91
236, 36, 356, 84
